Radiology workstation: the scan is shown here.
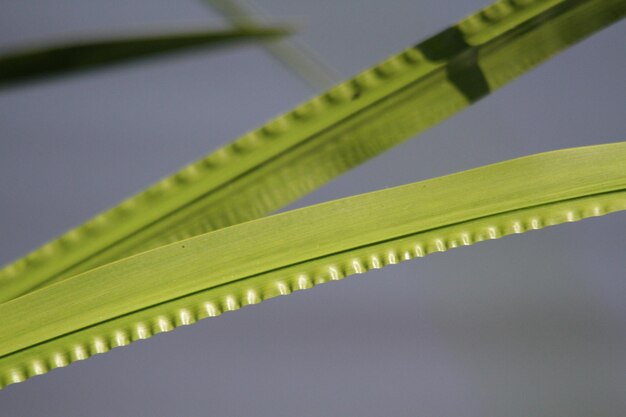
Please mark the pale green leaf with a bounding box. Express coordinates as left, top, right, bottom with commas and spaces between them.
1, 0, 623, 302
1, 142, 624, 388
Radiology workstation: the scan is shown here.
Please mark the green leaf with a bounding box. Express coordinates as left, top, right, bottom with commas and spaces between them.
0, 27, 290, 89
1, 142, 624, 388
1, 0, 623, 302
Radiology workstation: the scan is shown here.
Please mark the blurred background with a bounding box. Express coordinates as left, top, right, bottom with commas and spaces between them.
0, 1, 624, 416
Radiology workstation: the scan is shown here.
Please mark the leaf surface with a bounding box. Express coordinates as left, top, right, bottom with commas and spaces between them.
1, 0, 623, 301
1, 142, 625, 388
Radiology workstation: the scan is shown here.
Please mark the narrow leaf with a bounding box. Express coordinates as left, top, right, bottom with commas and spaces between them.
1, 0, 623, 301
1, 142, 625, 388
205, 0, 340, 90
0, 27, 289, 89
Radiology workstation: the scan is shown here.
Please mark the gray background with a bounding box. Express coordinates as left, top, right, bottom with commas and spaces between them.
0, 1, 624, 416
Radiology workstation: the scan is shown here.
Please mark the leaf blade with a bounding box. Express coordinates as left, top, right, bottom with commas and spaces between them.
1, 142, 625, 388
1, 0, 623, 301
0, 27, 289, 89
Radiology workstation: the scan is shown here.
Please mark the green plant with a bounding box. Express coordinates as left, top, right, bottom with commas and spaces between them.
0, 0, 624, 412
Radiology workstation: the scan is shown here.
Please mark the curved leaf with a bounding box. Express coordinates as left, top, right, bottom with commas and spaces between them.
0, 27, 289, 89
1, 0, 623, 301
1, 142, 624, 388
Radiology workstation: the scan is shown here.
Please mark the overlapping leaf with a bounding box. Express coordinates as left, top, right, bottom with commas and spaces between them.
1, 0, 623, 302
